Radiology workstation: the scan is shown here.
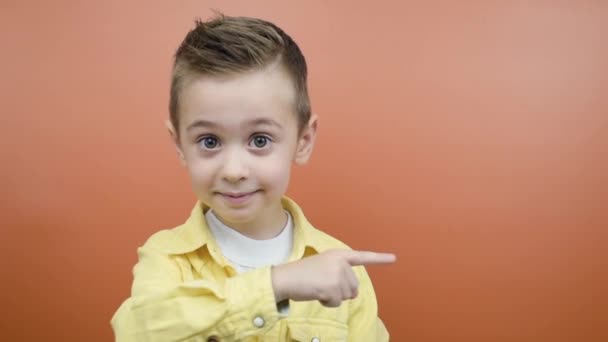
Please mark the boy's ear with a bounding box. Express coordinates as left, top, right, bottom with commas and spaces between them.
294, 114, 318, 165
165, 119, 186, 166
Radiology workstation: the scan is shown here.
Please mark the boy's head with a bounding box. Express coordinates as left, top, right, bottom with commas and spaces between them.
166, 14, 317, 235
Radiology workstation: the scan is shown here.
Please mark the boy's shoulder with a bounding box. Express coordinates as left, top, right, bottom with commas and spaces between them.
134, 227, 188, 257
281, 196, 354, 253
140, 228, 180, 249
137, 204, 210, 255
303, 223, 352, 252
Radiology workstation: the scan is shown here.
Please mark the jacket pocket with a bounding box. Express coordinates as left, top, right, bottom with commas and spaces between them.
286, 319, 348, 342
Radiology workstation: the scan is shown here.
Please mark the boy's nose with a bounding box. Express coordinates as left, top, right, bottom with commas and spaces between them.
221, 150, 249, 182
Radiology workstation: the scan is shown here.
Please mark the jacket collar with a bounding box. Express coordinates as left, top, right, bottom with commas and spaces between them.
160, 196, 334, 262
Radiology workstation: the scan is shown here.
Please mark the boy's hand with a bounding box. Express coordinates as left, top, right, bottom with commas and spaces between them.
271, 249, 396, 307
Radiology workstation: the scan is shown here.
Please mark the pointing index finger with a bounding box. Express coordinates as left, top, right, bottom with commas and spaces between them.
345, 251, 397, 266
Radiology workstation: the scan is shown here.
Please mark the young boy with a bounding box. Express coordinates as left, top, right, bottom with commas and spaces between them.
111, 14, 395, 341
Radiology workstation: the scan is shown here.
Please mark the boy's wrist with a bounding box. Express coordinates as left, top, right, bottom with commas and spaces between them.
271, 264, 289, 303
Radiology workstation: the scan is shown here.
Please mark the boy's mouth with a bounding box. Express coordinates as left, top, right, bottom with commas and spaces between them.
216, 190, 260, 205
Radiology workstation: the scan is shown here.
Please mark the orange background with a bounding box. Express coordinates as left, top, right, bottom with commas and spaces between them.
1, 1, 606, 341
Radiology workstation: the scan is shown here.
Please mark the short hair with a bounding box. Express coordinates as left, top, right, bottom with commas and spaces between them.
169, 14, 311, 136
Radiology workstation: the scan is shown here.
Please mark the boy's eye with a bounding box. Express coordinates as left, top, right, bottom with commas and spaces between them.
199, 136, 219, 149
251, 135, 270, 148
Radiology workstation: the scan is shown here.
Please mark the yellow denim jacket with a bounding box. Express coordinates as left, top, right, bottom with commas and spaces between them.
111, 197, 389, 341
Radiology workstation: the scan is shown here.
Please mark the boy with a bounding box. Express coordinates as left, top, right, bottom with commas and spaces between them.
111, 14, 395, 341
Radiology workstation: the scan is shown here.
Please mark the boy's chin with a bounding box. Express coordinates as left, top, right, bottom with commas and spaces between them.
208, 196, 282, 225
210, 203, 260, 223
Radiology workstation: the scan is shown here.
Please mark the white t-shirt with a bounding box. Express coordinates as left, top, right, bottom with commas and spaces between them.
205, 209, 294, 274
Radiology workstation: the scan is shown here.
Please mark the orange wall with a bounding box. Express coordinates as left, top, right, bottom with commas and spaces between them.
2, 1, 606, 341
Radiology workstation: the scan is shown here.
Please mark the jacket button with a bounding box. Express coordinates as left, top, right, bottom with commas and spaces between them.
207, 337, 219, 342
311, 338, 320, 342
253, 316, 265, 328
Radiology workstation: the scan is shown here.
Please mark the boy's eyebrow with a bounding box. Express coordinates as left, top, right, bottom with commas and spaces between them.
186, 119, 218, 132
246, 118, 283, 129
186, 117, 283, 132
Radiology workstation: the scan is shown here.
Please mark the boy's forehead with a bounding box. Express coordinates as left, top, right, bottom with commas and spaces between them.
179, 66, 297, 129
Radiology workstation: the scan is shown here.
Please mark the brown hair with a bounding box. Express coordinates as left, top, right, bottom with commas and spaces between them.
169, 14, 311, 137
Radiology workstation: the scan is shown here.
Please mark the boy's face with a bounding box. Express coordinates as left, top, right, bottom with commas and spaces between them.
168, 63, 316, 235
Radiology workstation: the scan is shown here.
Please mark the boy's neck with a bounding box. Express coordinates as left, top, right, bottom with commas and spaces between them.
213, 203, 289, 240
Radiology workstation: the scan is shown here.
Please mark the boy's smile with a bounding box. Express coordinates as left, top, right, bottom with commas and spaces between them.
168, 59, 317, 239
215, 190, 262, 207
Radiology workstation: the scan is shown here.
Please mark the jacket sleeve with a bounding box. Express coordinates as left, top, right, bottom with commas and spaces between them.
110, 245, 283, 342
347, 265, 390, 341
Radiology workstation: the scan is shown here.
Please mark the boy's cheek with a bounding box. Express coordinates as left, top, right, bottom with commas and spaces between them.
186, 167, 215, 191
